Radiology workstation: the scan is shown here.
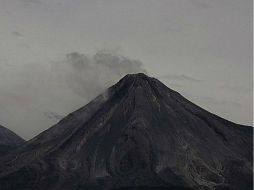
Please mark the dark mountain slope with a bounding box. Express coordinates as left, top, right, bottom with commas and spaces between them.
0, 73, 252, 190
0, 125, 25, 156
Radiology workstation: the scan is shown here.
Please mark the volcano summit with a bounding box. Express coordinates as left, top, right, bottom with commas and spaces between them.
0, 73, 252, 190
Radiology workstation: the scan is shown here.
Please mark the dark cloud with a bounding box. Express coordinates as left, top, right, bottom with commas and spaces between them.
57, 50, 147, 100
219, 84, 252, 93
159, 74, 203, 83
44, 111, 64, 121
167, 83, 183, 88
18, 43, 30, 49
200, 97, 241, 107
12, 31, 23, 37
188, 0, 211, 9
19, 0, 47, 7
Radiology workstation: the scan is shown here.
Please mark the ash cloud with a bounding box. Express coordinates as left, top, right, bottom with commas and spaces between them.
188, 0, 211, 9
44, 111, 64, 121
0, 50, 147, 139
159, 74, 203, 83
58, 50, 147, 100
12, 31, 23, 37
219, 84, 252, 93
19, 0, 45, 6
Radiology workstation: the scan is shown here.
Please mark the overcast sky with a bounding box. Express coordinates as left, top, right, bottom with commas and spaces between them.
0, 0, 252, 140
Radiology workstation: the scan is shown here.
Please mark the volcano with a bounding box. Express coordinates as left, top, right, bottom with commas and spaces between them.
0, 73, 252, 190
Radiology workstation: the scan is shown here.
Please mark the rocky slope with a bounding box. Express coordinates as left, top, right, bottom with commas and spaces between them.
0, 73, 252, 190
0, 125, 25, 156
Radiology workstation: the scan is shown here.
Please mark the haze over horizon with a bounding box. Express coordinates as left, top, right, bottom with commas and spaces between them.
0, 0, 252, 140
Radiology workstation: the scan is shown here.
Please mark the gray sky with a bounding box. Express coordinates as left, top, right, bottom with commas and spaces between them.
0, 0, 252, 140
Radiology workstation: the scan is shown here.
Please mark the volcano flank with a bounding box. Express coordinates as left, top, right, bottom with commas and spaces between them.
0, 73, 252, 190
